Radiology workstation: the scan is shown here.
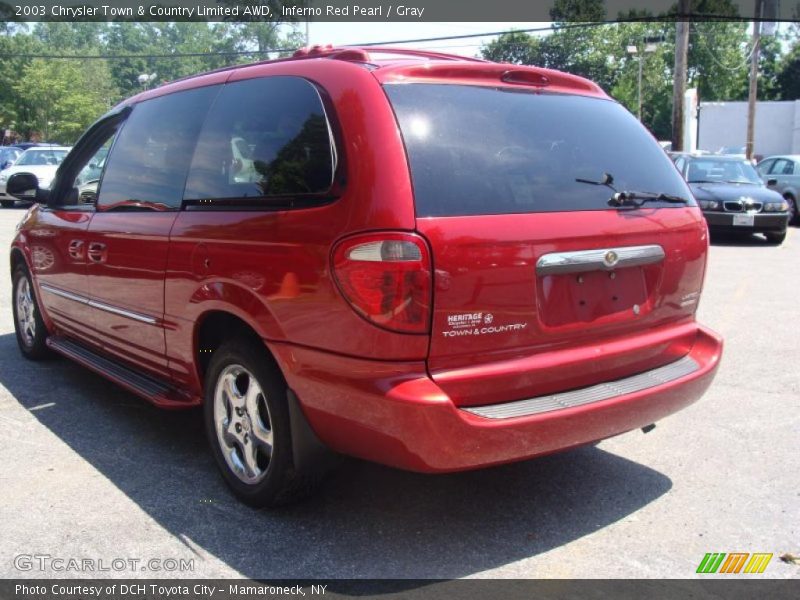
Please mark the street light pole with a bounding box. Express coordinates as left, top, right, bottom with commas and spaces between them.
627, 37, 661, 122
137, 73, 157, 91
637, 51, 644, 120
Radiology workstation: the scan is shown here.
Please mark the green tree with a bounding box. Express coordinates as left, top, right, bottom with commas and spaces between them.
550, 0, 606, 21
33, 22, 108, 49
0, 30, 44, 137
777, 42, 800, 99
481, 30, 540, 64
480, 2, 757, 141
757, 34, 783, 100
13, 58, 115, 143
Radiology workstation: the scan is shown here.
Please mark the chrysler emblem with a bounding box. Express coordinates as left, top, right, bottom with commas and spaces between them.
603, 250, 619, 268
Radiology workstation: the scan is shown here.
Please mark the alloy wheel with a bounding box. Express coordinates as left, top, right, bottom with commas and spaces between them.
15, 277, 36, 348
213, 364, 274, 484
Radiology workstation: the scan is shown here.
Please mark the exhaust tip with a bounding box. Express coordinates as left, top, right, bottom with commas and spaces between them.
641, 423, 656, 434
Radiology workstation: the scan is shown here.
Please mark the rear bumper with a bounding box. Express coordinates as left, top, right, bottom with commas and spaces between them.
269, 324, 722, 473
703, 211, 788, 233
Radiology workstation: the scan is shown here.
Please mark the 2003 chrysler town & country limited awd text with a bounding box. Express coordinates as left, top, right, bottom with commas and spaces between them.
8, 46, 723, 506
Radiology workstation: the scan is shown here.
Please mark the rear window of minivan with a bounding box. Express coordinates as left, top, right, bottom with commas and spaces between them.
385, 84, 693, 217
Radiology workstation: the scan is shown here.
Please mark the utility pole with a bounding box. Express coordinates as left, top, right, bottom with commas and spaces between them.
672, 0, 691, 152
746, 0, 764, 161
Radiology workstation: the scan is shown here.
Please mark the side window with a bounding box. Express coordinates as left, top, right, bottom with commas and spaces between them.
770, 159, 789, 175
674, 157, 685, 174
70, 135, 116, 206
97, 86, 220, 211
183, 76, 336, 204
757, 159, 774, 176
783, 161, 795, 175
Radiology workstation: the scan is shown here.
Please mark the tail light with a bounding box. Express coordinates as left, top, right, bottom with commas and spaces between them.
332, 232, 432, 334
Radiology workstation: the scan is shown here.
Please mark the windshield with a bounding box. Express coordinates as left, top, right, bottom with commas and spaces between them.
685, 158, 762, 184
385, 84, 693, 217
0, 148, 20, 162
16, 149, 68, 166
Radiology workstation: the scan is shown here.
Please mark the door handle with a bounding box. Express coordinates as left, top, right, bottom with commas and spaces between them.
67, 239, 85, 260
87, 242, 107, 263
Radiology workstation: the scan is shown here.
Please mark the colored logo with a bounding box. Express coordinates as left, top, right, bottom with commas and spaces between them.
603, 250, 619, 268
696, 552, 773, 574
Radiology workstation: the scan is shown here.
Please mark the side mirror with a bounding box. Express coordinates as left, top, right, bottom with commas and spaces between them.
6, 172, 47, 203
0, 161, 10, 170
767, 178, 777, 187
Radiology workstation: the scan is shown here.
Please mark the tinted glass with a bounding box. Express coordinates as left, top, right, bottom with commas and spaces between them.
385, 84, 693, 217
757, 159, 774, 175
0, 148, 20, 164
685, 158, 762, 184
16, 149, 68, 166
770, 159, 791, 175
97, 86, 219, 210
184, 76, 335, 202
70, 132, 118, 206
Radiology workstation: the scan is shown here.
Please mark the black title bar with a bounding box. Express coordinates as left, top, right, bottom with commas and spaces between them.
1, 0, 798, 22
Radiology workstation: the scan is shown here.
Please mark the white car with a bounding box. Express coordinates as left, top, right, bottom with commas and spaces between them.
0, 146, 71, 207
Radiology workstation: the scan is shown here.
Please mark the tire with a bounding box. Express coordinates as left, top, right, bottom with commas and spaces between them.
765, 231, 787, 245
785, 195, 797, 225
1, 200, 14, 208
203, 338, 316, 507
12, 265, 50, 360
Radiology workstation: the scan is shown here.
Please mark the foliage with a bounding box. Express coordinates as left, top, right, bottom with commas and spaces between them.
0, 13, 797, 145
777, 42, 800, 100
0, 20, 303, 143
12, 58, 114, 142
480, 0, 798, 140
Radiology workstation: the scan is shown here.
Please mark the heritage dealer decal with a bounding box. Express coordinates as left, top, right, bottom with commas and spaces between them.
443, 313, 528, 337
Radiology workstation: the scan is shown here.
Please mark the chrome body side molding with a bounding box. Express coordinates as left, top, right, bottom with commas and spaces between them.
40, 283, 159, 325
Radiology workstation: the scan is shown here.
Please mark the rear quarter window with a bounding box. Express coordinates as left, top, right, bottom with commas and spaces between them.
385, 84, 693, 217
183, 76, 336, 205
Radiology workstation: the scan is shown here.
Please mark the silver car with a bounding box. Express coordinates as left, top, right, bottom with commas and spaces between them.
757, 155, 800, 224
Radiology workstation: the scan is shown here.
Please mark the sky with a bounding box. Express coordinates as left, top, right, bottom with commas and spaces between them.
305, 22, 552, 58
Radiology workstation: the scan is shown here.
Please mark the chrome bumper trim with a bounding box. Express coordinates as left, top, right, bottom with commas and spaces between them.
462, 355, 700, 420
536, 244, 665, 275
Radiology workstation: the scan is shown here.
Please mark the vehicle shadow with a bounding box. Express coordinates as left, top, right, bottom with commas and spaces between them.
0, 333, 673, 579
709, 232, 778, 247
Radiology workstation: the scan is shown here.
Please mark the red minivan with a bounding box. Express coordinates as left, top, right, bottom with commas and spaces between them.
8, 46, 722, 506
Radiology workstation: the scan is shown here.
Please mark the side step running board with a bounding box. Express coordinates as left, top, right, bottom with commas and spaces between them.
46, 336, 197, 409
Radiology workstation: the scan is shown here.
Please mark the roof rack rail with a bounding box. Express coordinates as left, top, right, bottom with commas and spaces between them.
166, 45, 487, 87
307, 45, 488, 63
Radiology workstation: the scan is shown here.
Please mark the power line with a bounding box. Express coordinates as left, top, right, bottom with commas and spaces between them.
0, 18, 762, 61
690, 22, 757, 71
0, 22, 610, 59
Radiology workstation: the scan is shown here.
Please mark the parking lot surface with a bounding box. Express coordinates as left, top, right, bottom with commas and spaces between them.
0, 207, 797, 579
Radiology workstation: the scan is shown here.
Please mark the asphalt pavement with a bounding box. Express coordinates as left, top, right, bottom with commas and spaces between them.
0, 207, 797, 579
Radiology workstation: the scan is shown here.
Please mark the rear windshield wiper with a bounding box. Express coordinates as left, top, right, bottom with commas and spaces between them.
574, 175, 689, 208
608, 191, 690, 208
